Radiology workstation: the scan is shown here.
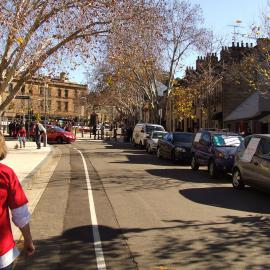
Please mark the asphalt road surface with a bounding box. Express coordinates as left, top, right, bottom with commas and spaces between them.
16, 140, 270, 270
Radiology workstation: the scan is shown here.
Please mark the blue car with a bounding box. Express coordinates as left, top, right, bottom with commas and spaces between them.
191, 130, 243, 178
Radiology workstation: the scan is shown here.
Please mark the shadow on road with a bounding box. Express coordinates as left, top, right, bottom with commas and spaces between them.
16, 216, 270, 270
146, 168, 229, 184
180, 186, 270, 214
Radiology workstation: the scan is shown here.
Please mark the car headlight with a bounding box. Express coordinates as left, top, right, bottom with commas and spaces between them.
175, 147, 186, 153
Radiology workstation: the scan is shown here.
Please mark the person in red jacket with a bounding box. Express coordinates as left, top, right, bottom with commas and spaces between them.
17, 124, 27, 148
0, 132, 35, 269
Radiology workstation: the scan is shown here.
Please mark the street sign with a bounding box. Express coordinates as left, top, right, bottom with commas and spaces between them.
15, 95, 30, 99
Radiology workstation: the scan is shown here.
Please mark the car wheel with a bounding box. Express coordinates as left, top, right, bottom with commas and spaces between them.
56, 137, 63, 144
232, 169, 245, 190
191, 155, 199, 170
208, 160, 217, 178
157, 148, 162, 159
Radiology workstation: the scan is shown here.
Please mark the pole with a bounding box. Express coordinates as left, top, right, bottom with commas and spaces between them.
43, 83, 47, 147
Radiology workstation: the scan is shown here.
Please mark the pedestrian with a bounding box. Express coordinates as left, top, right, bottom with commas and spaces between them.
17, 124, 26, 148
92, 125, 97, 140
100, 123, 105, 140
0, 132, 35, 270
34, 121, 41, 149
113, 124, 117, 141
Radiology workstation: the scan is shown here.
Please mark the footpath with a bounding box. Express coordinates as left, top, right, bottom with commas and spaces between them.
2, 137, 60, 242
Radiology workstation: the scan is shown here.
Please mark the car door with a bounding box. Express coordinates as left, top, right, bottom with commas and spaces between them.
158, 133, 168, 157
198, 132, 211, 165
162, 133, 172, 158
250, 138, 270, 189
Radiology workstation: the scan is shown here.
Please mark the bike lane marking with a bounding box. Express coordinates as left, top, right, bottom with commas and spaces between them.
75, 148, 107, 270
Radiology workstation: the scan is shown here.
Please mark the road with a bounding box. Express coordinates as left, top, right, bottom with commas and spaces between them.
16, 139, 270, 270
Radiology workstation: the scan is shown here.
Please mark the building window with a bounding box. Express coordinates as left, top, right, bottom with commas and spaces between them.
65, 89, 68, 98
8, 84, 13, 92
47, 88, 52, 97
40, 100, 44, 110
64, 102, 68, 112
47, 100, 52, 111
21, 85, 25, 95
57, 101, 61, 111
58, 88, 61, 98
40, 86, 44, 96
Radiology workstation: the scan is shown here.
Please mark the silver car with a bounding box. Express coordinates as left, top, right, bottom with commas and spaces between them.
232, 134, 270, 191
146, 131, 167, 153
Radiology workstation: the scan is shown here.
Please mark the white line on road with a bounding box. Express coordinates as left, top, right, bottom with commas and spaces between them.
75, 148, 107, 270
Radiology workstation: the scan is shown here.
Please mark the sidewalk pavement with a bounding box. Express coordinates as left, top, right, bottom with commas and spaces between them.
2, 138, 52, 184
2, 137, 60, 242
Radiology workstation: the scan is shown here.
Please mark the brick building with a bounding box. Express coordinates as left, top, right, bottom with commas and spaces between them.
1, 72, 88, 122
172, 40, 270, 133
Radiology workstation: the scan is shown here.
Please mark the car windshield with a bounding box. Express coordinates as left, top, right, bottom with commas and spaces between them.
174, 133, 193, 143
213, 134, 243, 147
146, 125, 164, 133
53, 126, 65, 132
152, 132, 167, 139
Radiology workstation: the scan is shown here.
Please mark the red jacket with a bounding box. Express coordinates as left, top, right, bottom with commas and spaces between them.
0, 164, 28, 256
18, 128, 26, 137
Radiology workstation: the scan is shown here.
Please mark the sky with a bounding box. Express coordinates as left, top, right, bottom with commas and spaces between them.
68, 0, 268, 84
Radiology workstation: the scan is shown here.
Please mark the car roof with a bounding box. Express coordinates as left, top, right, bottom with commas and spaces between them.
251, 134, 270, 139
199, 130, 240, 136
173, 132, 193, 135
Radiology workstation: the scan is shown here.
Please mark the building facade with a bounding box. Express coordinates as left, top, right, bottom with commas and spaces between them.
2, 72, 88, 122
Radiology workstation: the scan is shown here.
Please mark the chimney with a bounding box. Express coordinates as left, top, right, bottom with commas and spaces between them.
250, 43, 253, 47
232, 42, 235, 47
237, 42, 239, 47
246, 43, 249, 47
241, 41, 244, 47
60, 72, 67, 81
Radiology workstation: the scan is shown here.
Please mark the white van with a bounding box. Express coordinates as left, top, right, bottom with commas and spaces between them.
132, 123, 165, 148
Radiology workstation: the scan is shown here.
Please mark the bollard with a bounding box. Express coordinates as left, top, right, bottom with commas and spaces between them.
43, 133, 47, 147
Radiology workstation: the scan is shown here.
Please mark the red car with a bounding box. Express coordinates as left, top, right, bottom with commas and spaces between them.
46, 125, 76, 144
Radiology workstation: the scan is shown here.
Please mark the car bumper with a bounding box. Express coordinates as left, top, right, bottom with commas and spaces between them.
215, 158, 234, 172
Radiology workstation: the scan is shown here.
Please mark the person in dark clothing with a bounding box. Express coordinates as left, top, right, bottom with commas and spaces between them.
92, 125, 97, 140
34, 121, 41, 149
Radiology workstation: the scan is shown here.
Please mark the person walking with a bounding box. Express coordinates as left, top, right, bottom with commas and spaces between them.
100, 123, 105, 140
92, 125, 97, 140
17, 124, 26, 148
0, 132, 35, 269
34, 121, 41, 149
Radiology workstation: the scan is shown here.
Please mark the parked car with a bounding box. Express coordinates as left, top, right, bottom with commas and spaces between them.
157, 132, 194, 162
232, 134, 270, 191
146, 131, 168, 153
46, 125, 76, 144
132, 123, 165, 148
191, 130, 243, 177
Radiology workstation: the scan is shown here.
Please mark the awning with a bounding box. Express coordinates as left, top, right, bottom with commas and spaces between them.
224, 92, 270, 122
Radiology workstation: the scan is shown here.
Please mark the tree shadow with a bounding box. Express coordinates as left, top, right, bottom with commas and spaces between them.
15, 217, 270, 270
180, 186, 270, 214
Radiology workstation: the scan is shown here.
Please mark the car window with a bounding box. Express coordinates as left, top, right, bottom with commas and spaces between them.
202, 133, 211, 143
53, 126, 65, 132
163, 134, 169, 141
174, 133, 193, 143
167, 133, 173, 142
145, 125, 164, 133
213, 134, 243, 147
257, 139, 270, 158
152, 132, 167, 139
